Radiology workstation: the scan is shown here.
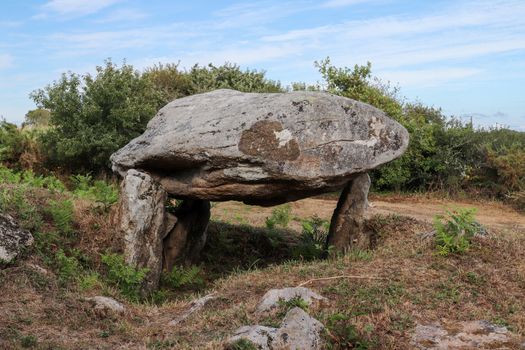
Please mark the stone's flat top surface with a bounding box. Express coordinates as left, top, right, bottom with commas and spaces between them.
110, 89, 408, 204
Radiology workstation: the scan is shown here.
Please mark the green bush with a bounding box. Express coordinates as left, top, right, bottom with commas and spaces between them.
433, 208, 479, 256
101, 253, 148, 302
31, 60, 163, 172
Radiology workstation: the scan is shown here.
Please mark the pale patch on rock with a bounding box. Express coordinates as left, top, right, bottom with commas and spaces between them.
257, 287, 326, 312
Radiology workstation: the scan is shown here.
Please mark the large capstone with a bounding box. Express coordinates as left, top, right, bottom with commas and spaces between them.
111, 89, 408, 206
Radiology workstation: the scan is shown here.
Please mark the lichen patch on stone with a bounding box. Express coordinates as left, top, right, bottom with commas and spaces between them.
238, 120, 300, 161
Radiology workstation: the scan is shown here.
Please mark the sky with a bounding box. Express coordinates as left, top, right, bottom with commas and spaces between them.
1, 0, 524, 130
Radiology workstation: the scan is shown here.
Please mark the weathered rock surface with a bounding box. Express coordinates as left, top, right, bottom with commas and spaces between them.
326, 173, 372, 251
228, 307, 324, 350
257, 287, 326, 312
85, 296, 125, 314
0, 213, 34, 263
412, 320, 521, 349
228, 325, 277, 350
115, 169, 173, 294
169, 293, 216, 326
272, 307, 324, 350
111, 89, 409, 206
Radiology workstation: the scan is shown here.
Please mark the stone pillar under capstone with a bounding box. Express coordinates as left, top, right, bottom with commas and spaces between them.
326, 173, 372, 253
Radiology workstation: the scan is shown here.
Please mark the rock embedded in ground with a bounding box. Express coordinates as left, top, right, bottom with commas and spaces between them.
271, 307, 324, 350
0, 213, 34, 264
228, 325, 277, 350
85, 296, 125, 314
227, 307, 324, 350
257, 287, 326, 312
111, 89, 409, 206
412, 320, 521, 349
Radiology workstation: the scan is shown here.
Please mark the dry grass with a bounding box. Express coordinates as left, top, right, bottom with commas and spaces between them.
0, 187, 524, 349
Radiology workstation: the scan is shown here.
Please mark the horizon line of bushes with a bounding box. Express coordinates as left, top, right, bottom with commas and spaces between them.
1, 58, 524, 208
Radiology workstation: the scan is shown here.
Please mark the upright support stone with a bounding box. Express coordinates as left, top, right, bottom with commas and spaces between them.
163, 199, 211, 271
116, 169, 173, 295
326, 173, 371, 253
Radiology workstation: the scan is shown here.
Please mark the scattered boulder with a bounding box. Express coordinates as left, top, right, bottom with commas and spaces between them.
257, 287, 326, 312
272, 307, 324, 350
0, 213, 34, 264
228, 325, 277, 350
111, 89, 408, 206
85, 296, 125, 314
412, 320, 521, 349
228, 307, 324, 350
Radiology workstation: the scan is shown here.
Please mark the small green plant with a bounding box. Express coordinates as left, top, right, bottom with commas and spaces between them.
79, 272, 101, 291
19, 334, 37, 348
292, 215, 330, 260
277, 296, 309, 312
101, 253, 148, 302
265, 204, 292, 229
161, 265, 204, 290
71, 174, 118, 212
48, 199, 74, 236
325, 313, 370, 350
433, 207, 479, 256
54, 249, 81, 285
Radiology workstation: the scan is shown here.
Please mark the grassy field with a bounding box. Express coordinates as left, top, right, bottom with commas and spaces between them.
0, 180, 524, 349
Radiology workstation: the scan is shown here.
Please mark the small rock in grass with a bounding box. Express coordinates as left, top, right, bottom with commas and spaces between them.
0, 213, 34, 264
257, 287, 326, 312
271, 307, 324, 350
412, 320, 519, 349
85, 296, 125, 314
228, 325, 277, 350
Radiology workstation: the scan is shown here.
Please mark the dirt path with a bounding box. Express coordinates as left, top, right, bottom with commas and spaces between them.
212, 195, 525, 232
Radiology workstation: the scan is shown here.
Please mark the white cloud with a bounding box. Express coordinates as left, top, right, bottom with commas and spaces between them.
38, 0, 121, 18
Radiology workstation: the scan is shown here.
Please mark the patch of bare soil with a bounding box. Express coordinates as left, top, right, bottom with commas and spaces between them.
212, 194, 525, 232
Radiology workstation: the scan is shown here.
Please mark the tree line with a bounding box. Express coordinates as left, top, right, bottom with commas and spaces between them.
1, 58, 524, 208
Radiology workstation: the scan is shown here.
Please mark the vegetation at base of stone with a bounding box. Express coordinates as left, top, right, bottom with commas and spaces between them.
161, 265, 205, 290
292, 216, 330, 260
225, 339, 258, 350
277, 296, 309, 313
70, 174, 118, 212
433, 207, 479, 256
324, 313, 372, 350
101, 253, 149, 302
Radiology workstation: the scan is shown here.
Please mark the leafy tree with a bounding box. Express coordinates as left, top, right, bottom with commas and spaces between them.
23, 108, 51, 128
30, 60, 163, 172
187, 62, 283, 94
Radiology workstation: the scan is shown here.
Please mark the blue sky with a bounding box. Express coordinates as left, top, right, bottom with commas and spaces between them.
1, 0, 524, 130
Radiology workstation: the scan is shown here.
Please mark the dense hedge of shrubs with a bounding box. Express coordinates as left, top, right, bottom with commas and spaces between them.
1, 58, 524, 207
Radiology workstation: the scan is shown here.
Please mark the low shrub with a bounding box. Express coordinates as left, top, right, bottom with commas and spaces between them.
265, 204, 292, 229
433, 208, 478, 256
161, 265, 204, 290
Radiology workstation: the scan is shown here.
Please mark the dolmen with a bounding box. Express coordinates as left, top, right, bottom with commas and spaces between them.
110, 89, 408, 293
